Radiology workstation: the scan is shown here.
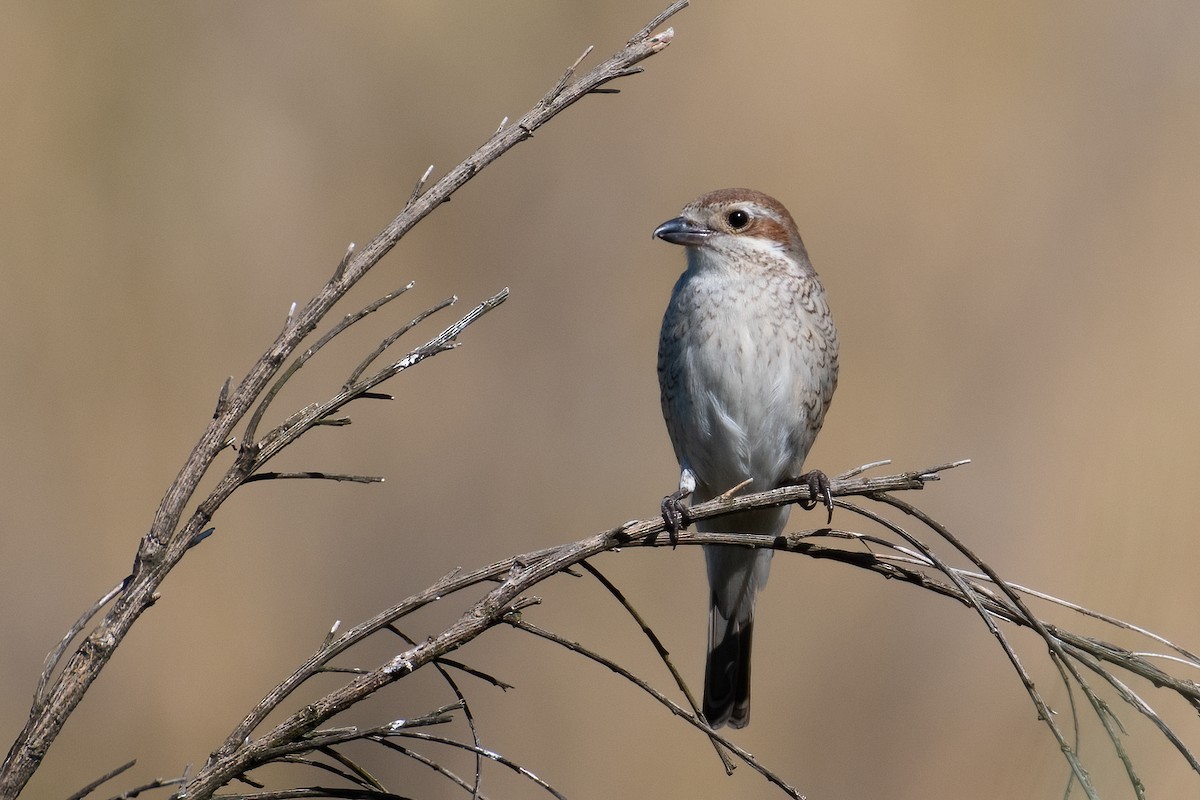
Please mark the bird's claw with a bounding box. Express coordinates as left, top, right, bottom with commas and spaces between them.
660, 491, 692, 548
796, 469, 834, 525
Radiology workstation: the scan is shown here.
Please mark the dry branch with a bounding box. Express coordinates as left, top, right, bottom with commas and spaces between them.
0, 2, 687, 797
161, 458, 1199, 798
186, 464, 947, 797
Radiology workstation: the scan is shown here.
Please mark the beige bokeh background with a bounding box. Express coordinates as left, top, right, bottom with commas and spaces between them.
3, 2, 1199, 798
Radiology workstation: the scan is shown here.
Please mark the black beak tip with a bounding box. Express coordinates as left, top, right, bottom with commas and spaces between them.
652, 217, 682, 241
653, 216, 708, 246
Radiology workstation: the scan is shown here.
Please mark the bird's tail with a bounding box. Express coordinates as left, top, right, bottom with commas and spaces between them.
704, 595, 755, 728
703, 542, 773, 729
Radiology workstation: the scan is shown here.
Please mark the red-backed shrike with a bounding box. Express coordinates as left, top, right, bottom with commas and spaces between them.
655, 188, 839, 728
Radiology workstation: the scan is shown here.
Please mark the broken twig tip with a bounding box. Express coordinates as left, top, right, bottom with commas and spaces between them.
837, 459, 893, 479
407, 165, 436, 208
333, 242, 355, 280
917, 458, 972, 482
717, 478, 753, 501
572, 45, 595, 71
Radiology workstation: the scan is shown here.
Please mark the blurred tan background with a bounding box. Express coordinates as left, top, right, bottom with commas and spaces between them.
2, 2, 1199, 798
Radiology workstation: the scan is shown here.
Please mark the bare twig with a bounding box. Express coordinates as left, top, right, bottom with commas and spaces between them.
242, 472, 384, 485
373, 732, 566, 800
405, 165, 435, 211
250, 289, 508, 473
507, 618, 804, 799
101, 772, 186, 800
67, 760, 136, 800
270, 754, 371, 791
35, 578, 128, 709
331, 242, 355, 282
343, 296, 457, 389
578, 560, 736, 774
386, 626, 486, 799
244, 281, 416, 447
840, 496, 1099, 797
360, 740, 487, 799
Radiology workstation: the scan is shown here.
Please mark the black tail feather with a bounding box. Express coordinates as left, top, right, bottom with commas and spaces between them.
703, 612, 753, 729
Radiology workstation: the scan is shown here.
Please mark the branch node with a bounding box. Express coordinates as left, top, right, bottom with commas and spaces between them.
916, 458, 973, 481
837, 459, 892, 479
407, 164, 436, 209
213, 376, 232, 419
324, 620, 342, 648
645, 26, 676, 51
333, 242, 356, 282
632, 0, 688, 42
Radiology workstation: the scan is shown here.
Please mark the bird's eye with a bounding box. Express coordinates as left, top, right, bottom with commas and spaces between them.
726, 209, 750, 230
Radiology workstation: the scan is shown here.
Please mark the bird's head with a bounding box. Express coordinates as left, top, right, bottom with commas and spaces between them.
653, 188, 809, 265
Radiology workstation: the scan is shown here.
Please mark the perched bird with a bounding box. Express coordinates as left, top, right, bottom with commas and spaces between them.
654, 188, 839, 729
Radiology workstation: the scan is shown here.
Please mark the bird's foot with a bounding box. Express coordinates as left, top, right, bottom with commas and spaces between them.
795, 469, 834, 524
660, 489, 692, 548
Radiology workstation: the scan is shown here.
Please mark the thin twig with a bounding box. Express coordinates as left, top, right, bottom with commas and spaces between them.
873, 493, 1120, 796
313, 747, 383, 792
578, 560, 736, 774
406, 165, 435, 210
633, 0, 688, 41
434, 659, 514, 691
976, 576, 1200, 665
36, 578, 129, 708
244, 282, 416, 448
268, 754, 364, 789
507, 618, 804, 799
251, 289, 508, 472
67, 760, 136, 800
1066, 642, 1200, 772
386, 626, 486, 799
364, 740, 489, 800
102, 772, 187, 800
331, 242, 356, 282
344, 296, 457, 389
842, 496, 1099, 798
242, 472, 384, 485
208, 790, 403, 800
213, 377, 233, 419
372, 733, 566, 800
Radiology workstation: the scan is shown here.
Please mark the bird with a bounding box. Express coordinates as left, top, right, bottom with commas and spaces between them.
653, 188, 839, 729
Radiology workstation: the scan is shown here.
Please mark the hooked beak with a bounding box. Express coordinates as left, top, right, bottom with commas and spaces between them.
653, 216, 714, 246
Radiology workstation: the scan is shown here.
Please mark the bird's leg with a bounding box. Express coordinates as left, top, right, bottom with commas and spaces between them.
786, 469, 834, 524
660, 492, 691, 546
661, 467, 696, 547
